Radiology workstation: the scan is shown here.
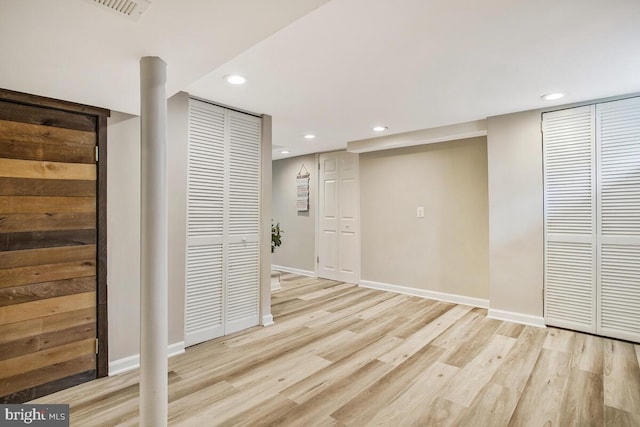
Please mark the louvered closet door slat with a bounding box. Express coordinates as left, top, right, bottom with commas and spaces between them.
597, 97, 640, 342
185, 99, 226, 346
226, 241, 259, 333
228, 113, 261, 237
185, 245, 223, 345
188, 101, 226, 238
543, 106, 597, 333
226, 112, 261, 333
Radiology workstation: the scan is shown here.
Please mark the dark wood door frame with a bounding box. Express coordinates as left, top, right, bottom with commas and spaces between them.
0, 88, 110, 392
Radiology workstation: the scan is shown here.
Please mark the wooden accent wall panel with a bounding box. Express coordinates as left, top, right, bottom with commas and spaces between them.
0, 89, 109, 403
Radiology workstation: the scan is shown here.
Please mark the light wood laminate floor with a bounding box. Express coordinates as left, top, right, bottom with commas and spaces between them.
33, 274, 640, 426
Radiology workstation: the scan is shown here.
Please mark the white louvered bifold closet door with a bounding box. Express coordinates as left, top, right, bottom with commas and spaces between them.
596, 97, 640, 342
225, 111, 261, 334
185, 100, 262, 345
543, 106, 597, 334
185, 100, 226, 346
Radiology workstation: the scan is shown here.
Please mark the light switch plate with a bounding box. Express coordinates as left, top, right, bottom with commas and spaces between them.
416, 207, 424, 218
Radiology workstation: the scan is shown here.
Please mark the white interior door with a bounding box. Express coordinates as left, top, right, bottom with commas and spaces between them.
319, 153, 339, 280
338, 153, 359, 284
226, 111, 261, 334
596, 97, 640, 342
543, 105, 597, 334
318, 151, 359, 283
185, 100, 226, 346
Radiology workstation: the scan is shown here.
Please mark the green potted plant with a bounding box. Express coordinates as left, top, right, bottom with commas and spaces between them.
271, 221, 283, 291
271, 221, 283, 253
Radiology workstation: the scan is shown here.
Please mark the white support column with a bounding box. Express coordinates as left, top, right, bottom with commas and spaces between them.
139, 56, 168, 427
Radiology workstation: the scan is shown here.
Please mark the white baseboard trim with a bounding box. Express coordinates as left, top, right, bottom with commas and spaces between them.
487, 309, 546, 328
262, 314, 274, 327
359, 279, 489, 309
108, 341, 186, 376
271, 265, 316, 278
167, 341, 186, 357
108, 354, 138, 377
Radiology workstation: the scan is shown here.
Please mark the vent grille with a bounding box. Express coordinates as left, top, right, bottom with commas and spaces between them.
85, 0, 151, 21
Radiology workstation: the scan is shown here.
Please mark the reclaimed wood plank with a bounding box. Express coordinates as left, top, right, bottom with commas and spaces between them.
0, 355, 95, 399
0, 245, 96, 269
0, 291, 95, 326
0, 89, 108, 118
0, 322, 95, 361
0, 259, 95, 288
0, 177, 96, 197
0, 212, 95, 233
0, 158, 95, 180
0, 118, 94, 144
0, 139, 94, 164
0, 307, 94, 344
0, 100, 96, 132
0, 120, 95, 163
0, 276, 95, 307
0, 196, 95, 214
0, 229, 96, 251
0, 337, 96, 380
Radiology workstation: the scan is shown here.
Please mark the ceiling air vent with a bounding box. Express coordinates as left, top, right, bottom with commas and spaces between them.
85, 0, 151, 21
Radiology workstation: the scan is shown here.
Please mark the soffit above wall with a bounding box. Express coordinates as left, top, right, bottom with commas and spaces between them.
347, 120, 487, 154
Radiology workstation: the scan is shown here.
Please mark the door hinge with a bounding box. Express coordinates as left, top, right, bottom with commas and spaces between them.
95, 338, 99, 354
318, 162, 320, 171
95, 146, 99, 162
317, 256, 319, 263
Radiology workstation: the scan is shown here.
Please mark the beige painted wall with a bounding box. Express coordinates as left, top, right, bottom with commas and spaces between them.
166, 92, 188, 344
271, 154, 317, 273
107, 111, 142, 362
106, 92, 188, 364
486, 110, 544, 317
360, 137, 489, 299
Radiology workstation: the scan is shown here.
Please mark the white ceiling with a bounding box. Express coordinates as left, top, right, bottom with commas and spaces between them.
188, 0, 640, 159
0, 0, 329, 114
2, 0, 640, 160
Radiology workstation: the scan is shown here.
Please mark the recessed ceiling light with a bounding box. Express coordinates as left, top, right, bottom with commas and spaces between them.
281, 150, 290, 154
541, 92, 564, 101
304, 134, 315, 139
373, 126, 388, 132
224, 74, 246, 85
